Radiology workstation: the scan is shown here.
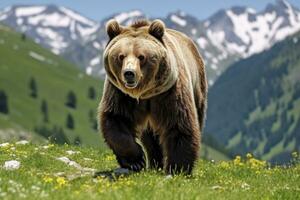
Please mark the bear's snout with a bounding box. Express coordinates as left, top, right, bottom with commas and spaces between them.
123, 70, 136, 84
122, 56, 142, 89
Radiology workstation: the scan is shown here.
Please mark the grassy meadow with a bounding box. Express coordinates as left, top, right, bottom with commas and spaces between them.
0, 142, 299, 200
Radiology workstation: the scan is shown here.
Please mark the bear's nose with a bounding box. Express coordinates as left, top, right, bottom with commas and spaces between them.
123, 70, 136, 82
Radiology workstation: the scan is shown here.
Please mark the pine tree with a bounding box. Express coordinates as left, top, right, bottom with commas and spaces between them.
0, 90, 9, 114
88, 86, 96, 100
29, 77, 38, 98
74, 136, 81, 146
21, 33, 26, 41
88, 109, 98, 131
66, 113, 75, 129
65, 91, 77, 109
41, 99, 49, 123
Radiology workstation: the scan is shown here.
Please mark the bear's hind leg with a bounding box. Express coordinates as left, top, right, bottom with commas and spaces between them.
141, 128, 163, 170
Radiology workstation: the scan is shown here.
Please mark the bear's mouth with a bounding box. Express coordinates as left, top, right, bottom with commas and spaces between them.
125, 80, 138, 89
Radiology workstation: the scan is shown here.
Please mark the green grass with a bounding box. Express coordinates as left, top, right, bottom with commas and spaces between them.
0, 142, 299, 200
0, 26, 104, 147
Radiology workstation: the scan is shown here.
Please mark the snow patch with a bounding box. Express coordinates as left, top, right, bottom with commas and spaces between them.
0, 14, 7, 21
36, 27, 68, 51
246, 8, 256, 14
226, 10, 250, 44
211, 64, 218, 70
170, 15, 187, 27
197, 37, 208, 49
86, 66, 93, 75
59, 7, 96, 27
93, 41, 101, 49
90, 57, 100, 66
114, 10, 143, 24
76, 23, 98, 37
191, 28, 197, 35
29, 51, 45, 62
37, 27, 60, 40
284, 0, 298, 27
207, 29, 225, 50
264, 11, 276, 22
17, 18, 23, 25
15, 6, 46, 17
204, 21, 210, 27
293, 37, 299, 43
28, 13, 71, 26
226, 42, 246, 55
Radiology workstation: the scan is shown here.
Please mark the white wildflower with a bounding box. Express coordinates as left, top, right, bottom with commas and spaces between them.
0, 142, 9, 147
3, 160, 21, 170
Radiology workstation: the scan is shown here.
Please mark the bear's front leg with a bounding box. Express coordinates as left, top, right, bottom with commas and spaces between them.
153, 84, 201, 175
101, 113, 145, 172
163, 127, 199, 175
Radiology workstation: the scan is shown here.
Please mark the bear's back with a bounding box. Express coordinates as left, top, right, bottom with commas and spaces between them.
164, 28, 205, 90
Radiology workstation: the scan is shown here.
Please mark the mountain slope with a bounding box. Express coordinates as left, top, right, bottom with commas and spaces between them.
1, 1, 300, 84
0, 24, 104, 147
0, 5, 98, 55
205, 30, 300, 163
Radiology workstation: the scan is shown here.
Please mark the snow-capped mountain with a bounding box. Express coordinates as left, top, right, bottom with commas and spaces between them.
0, 5, 99, 54
1, 0, 300, 84
162, 0, 300, 84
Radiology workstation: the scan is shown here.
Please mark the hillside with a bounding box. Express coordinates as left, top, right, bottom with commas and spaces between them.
205, 30, 300, 163
1, 0, 300, 84
0, 24, 104, 147
0, 142, 299, 200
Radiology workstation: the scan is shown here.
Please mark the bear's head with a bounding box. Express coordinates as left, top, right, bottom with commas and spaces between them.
103, 19, 178, 100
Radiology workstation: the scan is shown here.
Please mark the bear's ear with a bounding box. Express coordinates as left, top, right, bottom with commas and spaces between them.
149, 19, 165, 39
106, 19, 122, 40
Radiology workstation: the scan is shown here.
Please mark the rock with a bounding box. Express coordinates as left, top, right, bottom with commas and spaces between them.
66, 150, 80, 155
16, 140, 29, 145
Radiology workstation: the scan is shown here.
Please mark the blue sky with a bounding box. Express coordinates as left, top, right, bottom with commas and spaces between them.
1, 0, 300, 21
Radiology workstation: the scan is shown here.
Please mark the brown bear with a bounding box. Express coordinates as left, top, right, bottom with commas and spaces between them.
98, 19, 207, 174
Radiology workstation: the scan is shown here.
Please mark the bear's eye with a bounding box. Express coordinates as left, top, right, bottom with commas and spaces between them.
138, 55, 145, 62
118, 54, 125, 62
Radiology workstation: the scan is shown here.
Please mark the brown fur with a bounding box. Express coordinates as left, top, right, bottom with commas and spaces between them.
99, 19, 207, 174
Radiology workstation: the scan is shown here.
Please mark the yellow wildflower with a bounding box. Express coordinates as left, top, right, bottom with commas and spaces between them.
56, 177, 67, 188
43, 176, 53, 183
246, 153, 253, 159
220, 161, 230, 169
248, 158, 266, 169
104, 154, 115, 161
233, 155, 243, 166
